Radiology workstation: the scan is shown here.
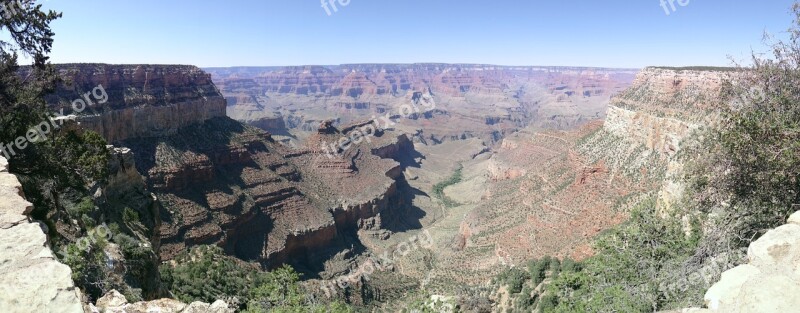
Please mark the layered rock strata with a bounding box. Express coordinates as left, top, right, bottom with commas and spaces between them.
123, 117, 412, 271
206, 64, 639, 146
42, 64, 226, 143
604, 67, 729, 212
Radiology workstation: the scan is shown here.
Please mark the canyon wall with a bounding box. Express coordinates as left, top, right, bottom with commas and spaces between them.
0, 156, 84, 313
604, 67, 726, 156
603, 67, 729, 212
35, 64, 418, 277
121, 117, 413, 272
206, 64, 639, 146
44, 64, 226, 143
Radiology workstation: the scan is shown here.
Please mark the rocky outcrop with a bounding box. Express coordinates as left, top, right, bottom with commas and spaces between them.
120, 117, 411, 273
90, 290, 232, 313
604, 67, 727, 156
603, 67, 729, 212
0, 156, 84, 313
43, 64, 226, 143
669, 211, 800, 313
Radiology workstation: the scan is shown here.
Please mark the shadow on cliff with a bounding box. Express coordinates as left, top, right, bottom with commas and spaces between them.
281, 228, 369, 279
382, 176, 428, 233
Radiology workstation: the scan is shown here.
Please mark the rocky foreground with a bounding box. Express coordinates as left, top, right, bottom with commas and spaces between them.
665, 211, 800, 313
0, 153, 233, 312
0, 155, 84, 312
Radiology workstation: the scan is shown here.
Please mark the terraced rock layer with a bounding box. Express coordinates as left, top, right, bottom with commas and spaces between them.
123, 117, 414, 271
206, 64, 639, 146
42, 64, 226, 143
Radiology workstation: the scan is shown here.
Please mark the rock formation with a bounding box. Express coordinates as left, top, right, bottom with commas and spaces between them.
34, 64, 423, 282
42, 64, 226, 143
604, 67, 731, 213
89, 290, 232, 313
666, 211, 800, 313
119, 116, 413, 271
206, 64, 639, 146
604, 67, 727, 156
0, 156, 84, 313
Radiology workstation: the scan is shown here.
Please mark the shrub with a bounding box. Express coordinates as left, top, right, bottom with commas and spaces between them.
122, 207, 140, 224
162, 246, 352, 312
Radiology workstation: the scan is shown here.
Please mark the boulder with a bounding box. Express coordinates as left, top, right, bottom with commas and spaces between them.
747, 224, 800, 272
788, 211, 800, 226
720, 274, 800, 313
96, 290, 129, 310
703, 264, 761, 310
94, 290, 233, 313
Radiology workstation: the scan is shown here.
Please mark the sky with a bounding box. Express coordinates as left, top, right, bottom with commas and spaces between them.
21, 0, 799, 68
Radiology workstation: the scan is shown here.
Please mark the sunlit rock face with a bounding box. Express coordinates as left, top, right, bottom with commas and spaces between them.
206, 64, 639, 146
41, 64, 227, 143
0, 156, 84, 313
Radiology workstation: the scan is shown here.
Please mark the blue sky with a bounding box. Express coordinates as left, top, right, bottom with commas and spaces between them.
30, 0, 798, 68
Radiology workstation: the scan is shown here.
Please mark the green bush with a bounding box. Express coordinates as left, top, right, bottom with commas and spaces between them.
432, 165, 464, 207
122, 207, 140, 224
68, 197, 95, 218
162, 245, 352, 312
527, 257, 550, 286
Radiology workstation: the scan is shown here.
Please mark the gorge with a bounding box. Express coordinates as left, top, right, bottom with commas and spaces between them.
2, 64, 799, 312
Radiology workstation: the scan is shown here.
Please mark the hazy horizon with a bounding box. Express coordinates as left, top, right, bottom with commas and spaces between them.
15, 0, 796, 68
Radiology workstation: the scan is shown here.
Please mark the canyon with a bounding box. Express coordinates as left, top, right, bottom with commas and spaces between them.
5, 63, 796, 312
205, 64, 638, 147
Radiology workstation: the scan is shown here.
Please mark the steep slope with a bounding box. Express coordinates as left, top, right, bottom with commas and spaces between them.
42, 64, 421, 279
43, 64, 226, 143
376, 68, 729, 301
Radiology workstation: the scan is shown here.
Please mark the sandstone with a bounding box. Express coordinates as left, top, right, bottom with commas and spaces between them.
720, 274, 800, 313
788, 211, 800, 225
0, 156, 84, 313
184, 300, 233, 313
121, 299, 187, 313
0, 173, 33, 229
42, 64, 227, 143
0, 223, 83, 313
94, 290, 233, 313
96, 290, 129, 310
747, 223, 800, 272
703, 264, 761, 310
686, 211, 800, 312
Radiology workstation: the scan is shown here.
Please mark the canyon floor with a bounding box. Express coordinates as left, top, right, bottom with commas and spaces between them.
201, 64, 664, 307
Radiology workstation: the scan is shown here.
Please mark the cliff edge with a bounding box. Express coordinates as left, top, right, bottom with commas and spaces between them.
666, 211, 800, 313
43, 64, 226, 143
0, 156, 84, 313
